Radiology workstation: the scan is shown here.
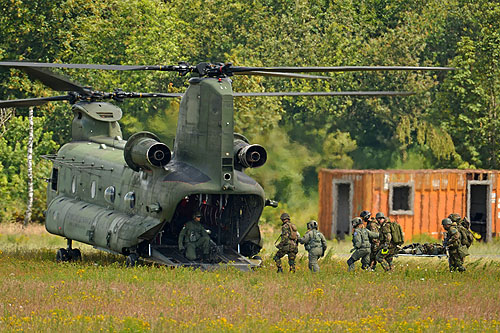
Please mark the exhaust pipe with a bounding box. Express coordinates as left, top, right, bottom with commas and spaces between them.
124, 131, 171, 172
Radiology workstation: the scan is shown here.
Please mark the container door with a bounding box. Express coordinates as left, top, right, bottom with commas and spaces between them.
331, 181, 353, 240
467, 181, 491, 242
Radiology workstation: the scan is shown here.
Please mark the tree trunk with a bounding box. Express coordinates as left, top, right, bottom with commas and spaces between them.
23, 107, 34, 228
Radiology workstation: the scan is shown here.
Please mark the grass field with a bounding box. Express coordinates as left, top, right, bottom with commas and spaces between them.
1, 223, 500, 332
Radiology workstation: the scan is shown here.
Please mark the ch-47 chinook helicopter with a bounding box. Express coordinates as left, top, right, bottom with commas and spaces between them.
0, 61, 453, 270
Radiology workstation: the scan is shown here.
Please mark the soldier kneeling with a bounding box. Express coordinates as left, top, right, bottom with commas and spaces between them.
178, 211, 211, 262
299, 220, 327, 272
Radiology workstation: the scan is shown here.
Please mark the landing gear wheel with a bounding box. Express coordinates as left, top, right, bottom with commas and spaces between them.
70, 249, 82, 261
126, 253, 139, 267
56, 248, 70, 262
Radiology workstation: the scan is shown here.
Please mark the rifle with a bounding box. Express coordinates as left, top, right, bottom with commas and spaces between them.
274, 234, 282, 248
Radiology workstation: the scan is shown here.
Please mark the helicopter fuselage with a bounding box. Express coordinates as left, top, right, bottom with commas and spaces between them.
45, 77, 267, 263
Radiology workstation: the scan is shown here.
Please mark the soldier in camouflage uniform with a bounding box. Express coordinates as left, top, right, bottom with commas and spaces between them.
347, 217, 379, 271
365, 211, 381, 269
375, 212, 396, 271
360, 210, 375, 225
299, 220, 327, 272
178, 211, 211, 261
448, 213, 470, 229
442, 218, 466, 272
448, 212, 476, 247
273, 212, 299, 273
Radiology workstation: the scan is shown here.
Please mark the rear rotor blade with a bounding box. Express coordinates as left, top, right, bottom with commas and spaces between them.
113, 92, 184, 99
0, 61, 186, 72
0, 95, 70, 108
231, 66, 455, 74
233, 91, 415, 97
0, 61, 455, 76
234, 71, 332, 80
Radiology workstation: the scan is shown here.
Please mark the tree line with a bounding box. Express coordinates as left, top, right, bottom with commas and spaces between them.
0, 0, 498, 223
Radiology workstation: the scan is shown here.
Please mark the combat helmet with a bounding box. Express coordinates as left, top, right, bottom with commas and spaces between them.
193, 210, 202, 218
375, 212, 385, 220
441, 218, 452, 226
448, 213, 461, 223
351, 217, 363, 227
360, 210, 371, 221
307, 220, 318, 230
280, 212, 290, 221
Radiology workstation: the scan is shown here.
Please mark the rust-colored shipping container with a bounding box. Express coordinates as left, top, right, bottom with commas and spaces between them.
318, 169, 499, 241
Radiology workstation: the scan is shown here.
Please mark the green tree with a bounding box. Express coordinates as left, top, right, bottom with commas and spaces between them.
0, 114, 58, 222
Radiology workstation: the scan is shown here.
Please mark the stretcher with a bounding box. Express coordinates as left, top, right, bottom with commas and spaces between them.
396, 253, 447, 258
396, 243, 447, 258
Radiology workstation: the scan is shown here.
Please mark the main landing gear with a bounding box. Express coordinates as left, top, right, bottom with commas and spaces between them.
56, 239, 82, 262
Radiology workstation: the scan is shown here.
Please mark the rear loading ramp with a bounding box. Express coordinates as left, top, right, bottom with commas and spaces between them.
147, 245, 261, 271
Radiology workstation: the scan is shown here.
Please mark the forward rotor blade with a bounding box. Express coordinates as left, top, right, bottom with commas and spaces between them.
0, 95, 70, 108
231, 66, 455, 73
233, 91, 415, 97
11, 66, 86, 92
234, 71, 332, 80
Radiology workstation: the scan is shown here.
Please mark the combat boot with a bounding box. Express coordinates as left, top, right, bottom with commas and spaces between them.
347, 258, 355, 271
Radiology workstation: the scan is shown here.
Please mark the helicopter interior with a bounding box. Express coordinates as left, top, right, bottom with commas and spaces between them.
146, 193, 263, 266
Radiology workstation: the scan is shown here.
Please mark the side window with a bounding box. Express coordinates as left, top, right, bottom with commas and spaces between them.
124, 192, 135, 209
71, 176, 77, 194
51, 168, 58, 191
389, 183, 414, 215
90, 180, 97, 199
104, 186, 116, 204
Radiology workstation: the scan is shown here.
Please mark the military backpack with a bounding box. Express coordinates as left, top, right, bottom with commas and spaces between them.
287, 222, 298, 241
389, 221, 404, 246
458, 225, 474, 248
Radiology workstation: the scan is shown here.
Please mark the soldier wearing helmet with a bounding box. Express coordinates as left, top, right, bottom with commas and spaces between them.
273, 212, 299, 273
298, 220, 327, 272
359, 210, 372, 223
374, 212, 396, 271
448, 213, 471, 229
178, 210, 211, 261
442, 217, 466, 272
347, 217, 379, 271
366, 212, 382, 269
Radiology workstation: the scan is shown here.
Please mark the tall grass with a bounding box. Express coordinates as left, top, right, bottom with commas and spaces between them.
1, 223, 500, 332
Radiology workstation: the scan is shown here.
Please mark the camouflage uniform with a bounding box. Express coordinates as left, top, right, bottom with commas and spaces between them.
273, 213, 299, 272
443, 219, 466, 272
347, 218, 379, 271
366, 218, 381, 268
448, 213, 466, 227
375, 218, 396, 271
299, 221, 327, 272
178, 217, 211, 261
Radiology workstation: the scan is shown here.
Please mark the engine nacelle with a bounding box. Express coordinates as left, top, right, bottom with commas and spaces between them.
124, 131, 171, 172
234, 137, 267, 169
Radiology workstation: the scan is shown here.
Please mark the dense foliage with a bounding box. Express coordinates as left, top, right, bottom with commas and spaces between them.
0, 0, 499, 223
